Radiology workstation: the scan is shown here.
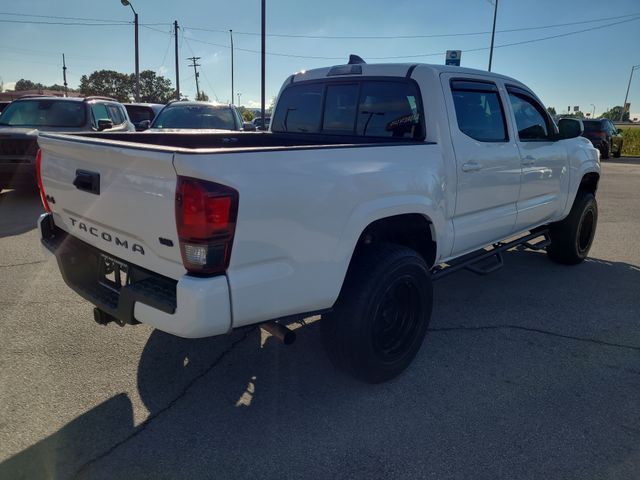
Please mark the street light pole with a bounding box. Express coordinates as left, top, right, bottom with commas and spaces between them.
230, 30, 234, 105
590, 104, 596, 118
237, 93, 242, 106
121, 0, 140, 102
620, 64, 640, 122
261, 0, 266, 130
488, 0, 499, 72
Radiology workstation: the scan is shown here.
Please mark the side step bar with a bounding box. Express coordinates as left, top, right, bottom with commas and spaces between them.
431, 230, 550, 282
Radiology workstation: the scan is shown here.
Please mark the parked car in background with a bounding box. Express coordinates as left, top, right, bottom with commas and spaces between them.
581, 118, 623, 159
143, 101, 251, 131
123, 103, 164, 131
0, 101, 11, 114
0, 96, 134, 191
252, 116, 271, 130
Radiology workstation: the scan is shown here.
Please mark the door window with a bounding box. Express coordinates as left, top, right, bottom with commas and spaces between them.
91, 103, 110, 126
451, 81, 508, 142
508, 91, 551, 141
106, 104, 124, 125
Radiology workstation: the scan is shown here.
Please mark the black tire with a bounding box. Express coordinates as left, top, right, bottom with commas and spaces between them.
547, 191, 598, 265
321, 243, 433, 383
613, 141, 622, 158
600, 142, 610, 160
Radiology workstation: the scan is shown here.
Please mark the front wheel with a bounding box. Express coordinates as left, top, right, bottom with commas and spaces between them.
547, 191, 598, 265
613, 141, 623, 158
322, 244, 433, 383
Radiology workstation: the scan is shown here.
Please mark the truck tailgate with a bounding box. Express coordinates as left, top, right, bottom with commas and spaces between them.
38, 134, 185, 280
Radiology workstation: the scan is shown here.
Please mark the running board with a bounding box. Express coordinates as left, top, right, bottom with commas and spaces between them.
431, 230, 550, 282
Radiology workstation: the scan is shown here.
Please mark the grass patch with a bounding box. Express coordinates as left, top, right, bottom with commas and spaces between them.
620, 127, 640, 156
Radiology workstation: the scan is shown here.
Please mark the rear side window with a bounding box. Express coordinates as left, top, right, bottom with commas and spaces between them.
272, 80, 424, 139
272, 83, 323, 133
451, 81, 508, 142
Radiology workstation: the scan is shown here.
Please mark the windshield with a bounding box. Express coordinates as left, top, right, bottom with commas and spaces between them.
0, 99, 86, 127
126, 106, 157, 124
582, 120, 603, 132
152, 104, 238, 130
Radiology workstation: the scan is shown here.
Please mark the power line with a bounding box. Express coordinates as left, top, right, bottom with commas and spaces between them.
0, 19, 131, 26
0, 17, 171, 27
183, 15, 640, 61
0, 11, 129, 23
183, 11, 640, 40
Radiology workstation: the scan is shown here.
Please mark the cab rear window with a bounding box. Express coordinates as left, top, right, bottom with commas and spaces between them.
272, 80, 424, 139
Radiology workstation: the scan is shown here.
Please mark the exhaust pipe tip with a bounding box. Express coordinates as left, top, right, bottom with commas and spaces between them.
260, 321, 296, 345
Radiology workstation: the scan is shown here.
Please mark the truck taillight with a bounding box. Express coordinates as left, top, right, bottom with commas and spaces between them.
35, 149, 51, 213
175, 176, 239, 276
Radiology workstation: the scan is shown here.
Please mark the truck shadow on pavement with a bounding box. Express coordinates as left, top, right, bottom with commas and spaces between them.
2, 250, 640, 479
0, 189, 42, 238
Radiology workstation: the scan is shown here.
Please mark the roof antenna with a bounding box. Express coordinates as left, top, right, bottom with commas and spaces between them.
348, 54, 366, 65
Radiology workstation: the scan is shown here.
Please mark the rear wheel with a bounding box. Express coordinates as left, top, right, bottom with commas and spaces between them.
322, 243, 433, 383
600, 142, 610, 159
547, 191, 598, 265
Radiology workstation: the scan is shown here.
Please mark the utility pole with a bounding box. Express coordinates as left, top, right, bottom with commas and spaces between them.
188, 56, 202, 100
237, 92, 242, 106
261, 0, 266, 129
62, 53, 68, 97
174, 21, 180, 100
230, 30, 235, 105
620, 64, 640, 121
488, 0, 499, 72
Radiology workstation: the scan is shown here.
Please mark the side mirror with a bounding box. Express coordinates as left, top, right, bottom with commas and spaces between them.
137, 120, 151, 131
97, 118, 114, 131
557, 118, 583, 139
242, 122, 256, 131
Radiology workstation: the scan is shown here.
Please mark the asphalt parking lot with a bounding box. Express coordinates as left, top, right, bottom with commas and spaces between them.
1, 159, 639, 480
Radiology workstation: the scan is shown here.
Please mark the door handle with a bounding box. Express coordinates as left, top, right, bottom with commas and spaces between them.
522, 155, 535, 167
461, 162, 482, 172
73, 169, 101, 195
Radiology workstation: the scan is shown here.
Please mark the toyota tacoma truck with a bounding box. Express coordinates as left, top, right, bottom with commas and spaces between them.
36, 59, 600, 383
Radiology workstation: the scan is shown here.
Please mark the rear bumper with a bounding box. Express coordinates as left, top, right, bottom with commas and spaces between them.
39, 213, 232, 338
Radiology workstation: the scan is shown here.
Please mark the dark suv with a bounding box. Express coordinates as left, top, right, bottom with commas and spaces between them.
0, 96, 134, 191
581, 119, 623, 159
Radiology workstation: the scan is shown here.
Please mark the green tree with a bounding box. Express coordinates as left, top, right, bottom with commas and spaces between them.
134, 70, 174, 104
196, 91, 210, 101
79, 70, 132, 102
15, 79, 45, 91
547, 106, 557, 116
237, 106, 254, 122
600, 106, 629, 122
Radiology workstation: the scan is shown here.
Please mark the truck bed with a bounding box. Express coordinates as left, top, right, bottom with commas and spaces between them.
60, 131, 429, 151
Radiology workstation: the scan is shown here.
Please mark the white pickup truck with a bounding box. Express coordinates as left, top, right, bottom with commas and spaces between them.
37, 59, 600, 383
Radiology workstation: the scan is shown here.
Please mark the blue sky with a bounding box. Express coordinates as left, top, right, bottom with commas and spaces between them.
1, 0, 639, 117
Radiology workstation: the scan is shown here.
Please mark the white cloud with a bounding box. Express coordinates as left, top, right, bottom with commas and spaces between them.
2, 82, 16, 92
245, 100, 262, 108
158, 66, 169, 76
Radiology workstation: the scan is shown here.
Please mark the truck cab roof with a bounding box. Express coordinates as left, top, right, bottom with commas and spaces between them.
290, 62, 522, 86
